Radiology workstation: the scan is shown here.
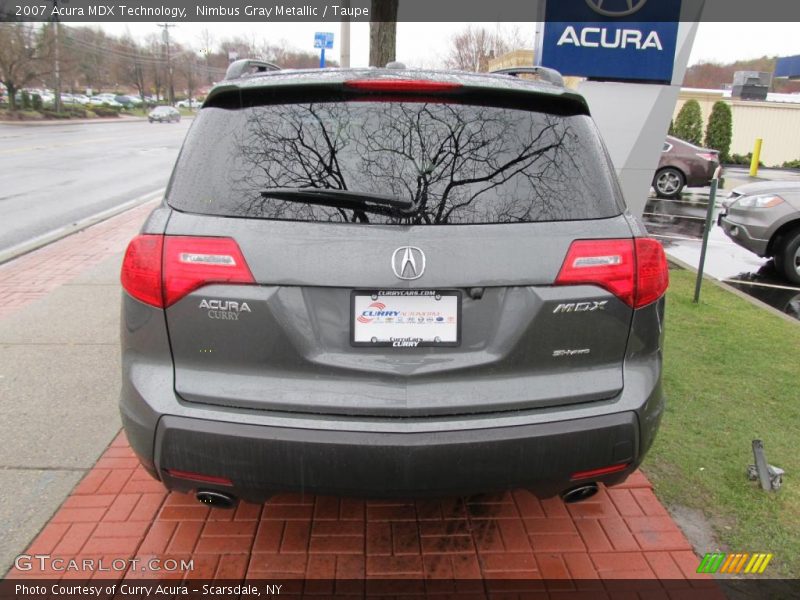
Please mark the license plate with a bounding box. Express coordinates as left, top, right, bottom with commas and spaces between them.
351, 290, 461, 347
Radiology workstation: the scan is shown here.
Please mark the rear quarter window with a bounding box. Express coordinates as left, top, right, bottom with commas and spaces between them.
167, 97, 623, 224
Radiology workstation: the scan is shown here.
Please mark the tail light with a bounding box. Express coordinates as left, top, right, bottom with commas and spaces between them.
345, 79, 462, 93
163, 236, 254, 307
696, 152, 719, 162
120, 235, 164, 307
555, 238, 668, 309
165, 469, 233, 487
570, 462, 630, 481
121, 235, 254, 308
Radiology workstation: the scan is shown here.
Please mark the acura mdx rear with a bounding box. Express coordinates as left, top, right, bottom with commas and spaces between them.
119, 65, 668, 505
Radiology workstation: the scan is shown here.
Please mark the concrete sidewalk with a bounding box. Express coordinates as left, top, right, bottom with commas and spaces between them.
0, 201, 714, 592
0, 201, 157, 575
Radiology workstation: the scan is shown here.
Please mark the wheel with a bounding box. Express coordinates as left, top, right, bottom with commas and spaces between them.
148, 118, 153, 123
653, 168, 686, 199
777, 230, 800, 285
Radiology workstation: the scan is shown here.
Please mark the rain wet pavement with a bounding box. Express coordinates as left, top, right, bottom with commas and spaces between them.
642, 177, 800, 321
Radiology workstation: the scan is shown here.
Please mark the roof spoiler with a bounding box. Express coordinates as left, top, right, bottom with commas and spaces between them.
225, 59, 281, 81
490, 66, 564, 88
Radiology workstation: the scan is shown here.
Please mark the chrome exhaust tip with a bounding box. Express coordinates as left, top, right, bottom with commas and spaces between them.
560, 483, 599, 504
196, 490, 237, 509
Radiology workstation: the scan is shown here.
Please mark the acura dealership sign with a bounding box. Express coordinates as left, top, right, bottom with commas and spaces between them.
539, 0, 682, 83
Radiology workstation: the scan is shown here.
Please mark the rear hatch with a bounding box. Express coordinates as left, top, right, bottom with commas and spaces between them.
160, 77, 635, 417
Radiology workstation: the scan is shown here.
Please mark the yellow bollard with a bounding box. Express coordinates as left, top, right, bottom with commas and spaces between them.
749, 138, 763, 177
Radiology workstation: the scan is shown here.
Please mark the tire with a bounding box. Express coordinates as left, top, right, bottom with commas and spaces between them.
777, 230, 800, 285
653, 167, 686, 199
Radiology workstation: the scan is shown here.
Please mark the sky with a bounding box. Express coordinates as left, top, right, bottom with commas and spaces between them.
82, 21, 800, 70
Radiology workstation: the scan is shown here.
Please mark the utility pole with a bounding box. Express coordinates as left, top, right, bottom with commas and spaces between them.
158, 23, 176, 105
52, 0, 62, 113
340, 0, 351, 68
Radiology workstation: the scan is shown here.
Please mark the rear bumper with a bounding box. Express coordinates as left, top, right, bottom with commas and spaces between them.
145, 411, 640, 501
120, 286, 666, 502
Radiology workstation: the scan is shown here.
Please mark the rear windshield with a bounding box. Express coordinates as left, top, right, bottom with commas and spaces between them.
167, 99, 623, 225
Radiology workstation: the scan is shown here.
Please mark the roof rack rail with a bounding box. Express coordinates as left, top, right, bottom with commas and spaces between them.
225, 59, 281, 81
490, 66, 564, 88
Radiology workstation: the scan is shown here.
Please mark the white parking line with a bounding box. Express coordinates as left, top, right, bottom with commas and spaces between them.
721, 279, 800, 292
643, 212, 709, 221
649, 233, 731, 246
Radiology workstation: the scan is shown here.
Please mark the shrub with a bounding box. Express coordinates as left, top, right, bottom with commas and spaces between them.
91, 106, 121, 118
729, 152, 764, 167
31, 94, 43, 111
673, 99, 703, 145
781, 158, 800, 169
20, 90, 31, 110
704, 101, 733, 162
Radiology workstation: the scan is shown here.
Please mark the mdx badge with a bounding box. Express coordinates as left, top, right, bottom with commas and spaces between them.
553, 301, 608, 314
392, 247, 426, 280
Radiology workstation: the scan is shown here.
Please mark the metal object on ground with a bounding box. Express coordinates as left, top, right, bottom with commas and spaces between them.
748, 439, 784, 491
694, 169, 721, 303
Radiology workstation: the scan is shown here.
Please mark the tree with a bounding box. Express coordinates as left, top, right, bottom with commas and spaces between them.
444, 26, 523, 72
113, 35, 149, 105
369, 0, 398, 67
704, 100, 733, 162
0, 23, 52, 111
668, 118, 675, 136
673, 99, 703, 145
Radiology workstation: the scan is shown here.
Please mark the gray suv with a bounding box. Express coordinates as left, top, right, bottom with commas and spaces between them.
120, 62, 669, 507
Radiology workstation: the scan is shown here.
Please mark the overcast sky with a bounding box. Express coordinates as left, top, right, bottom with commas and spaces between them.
86, 22, 799, 70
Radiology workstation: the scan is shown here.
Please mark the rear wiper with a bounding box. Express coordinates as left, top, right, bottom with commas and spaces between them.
260, 188, 414, 215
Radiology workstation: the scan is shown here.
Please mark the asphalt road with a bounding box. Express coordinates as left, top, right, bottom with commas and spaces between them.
0, 118, 191, 259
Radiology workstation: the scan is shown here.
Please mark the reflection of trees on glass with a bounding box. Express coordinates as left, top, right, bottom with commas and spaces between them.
229, 101, 600, 224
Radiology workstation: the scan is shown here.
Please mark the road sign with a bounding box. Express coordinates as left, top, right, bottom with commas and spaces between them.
314, 32, 334, 50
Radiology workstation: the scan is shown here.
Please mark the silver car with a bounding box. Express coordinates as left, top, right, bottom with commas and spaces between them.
148, 106, 181, 123
119, 64, 669, 508
719, 181, 800, 284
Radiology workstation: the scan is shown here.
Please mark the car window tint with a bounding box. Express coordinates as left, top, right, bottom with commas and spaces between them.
168, 102, 622, 224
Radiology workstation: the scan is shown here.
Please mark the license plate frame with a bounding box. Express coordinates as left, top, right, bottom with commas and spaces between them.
350, 290, 461, 348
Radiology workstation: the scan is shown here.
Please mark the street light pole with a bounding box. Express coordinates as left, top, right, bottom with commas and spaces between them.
52, 0, 62, 113
158, 23, 176, 105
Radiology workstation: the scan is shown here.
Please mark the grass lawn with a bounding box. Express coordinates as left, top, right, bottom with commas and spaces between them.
645, 269, 800, 577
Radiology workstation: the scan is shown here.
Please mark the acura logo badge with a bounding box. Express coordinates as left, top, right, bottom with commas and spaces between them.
585, 0, 648, 17
391, 247, 426, 280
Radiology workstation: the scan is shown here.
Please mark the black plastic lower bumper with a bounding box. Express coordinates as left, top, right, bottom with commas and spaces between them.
152, 411, 640, 502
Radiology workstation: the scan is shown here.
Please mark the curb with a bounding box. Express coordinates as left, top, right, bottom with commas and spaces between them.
666, 253, 800, 327
0, 115, 195, 127
0, 188, 164, 265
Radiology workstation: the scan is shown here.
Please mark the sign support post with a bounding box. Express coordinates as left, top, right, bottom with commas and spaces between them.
314, 32, 334, 69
